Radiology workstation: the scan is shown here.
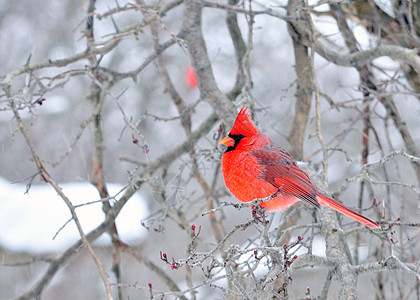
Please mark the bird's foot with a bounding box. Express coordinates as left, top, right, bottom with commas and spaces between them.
251, 204, 268, 224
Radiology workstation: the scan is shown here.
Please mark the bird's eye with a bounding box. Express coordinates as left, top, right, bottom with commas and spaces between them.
228, 133, 245, 142
224, 134, 245, 152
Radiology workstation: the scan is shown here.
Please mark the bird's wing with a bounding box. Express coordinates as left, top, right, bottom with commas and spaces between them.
250, 146, 320, 208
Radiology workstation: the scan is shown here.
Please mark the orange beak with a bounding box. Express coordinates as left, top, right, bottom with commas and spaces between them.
219, 136, 235, 147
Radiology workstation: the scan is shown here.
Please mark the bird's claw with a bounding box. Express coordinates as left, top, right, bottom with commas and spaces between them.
252, 204, 268, 224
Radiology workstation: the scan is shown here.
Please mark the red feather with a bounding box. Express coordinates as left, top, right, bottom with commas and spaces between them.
229, 107, 260, 137
220, 106, 380, 228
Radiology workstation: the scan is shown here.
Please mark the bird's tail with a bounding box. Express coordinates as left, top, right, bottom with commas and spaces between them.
316, 194, 380, 228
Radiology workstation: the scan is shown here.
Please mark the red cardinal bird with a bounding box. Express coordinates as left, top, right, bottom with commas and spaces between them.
185, 65, 198, 89
220, 107, 380, 228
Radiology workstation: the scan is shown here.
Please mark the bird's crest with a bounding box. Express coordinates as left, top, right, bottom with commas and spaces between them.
229, 106, 260, 136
